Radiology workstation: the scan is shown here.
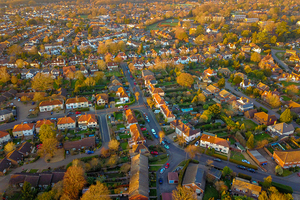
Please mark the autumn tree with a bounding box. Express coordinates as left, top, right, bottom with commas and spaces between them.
16, 59, 24, 68
0, 67, 10, 83
108, 139, 120, 151
251, 52, 262, 63
61, 166, 86, 200
8, 44, 22, 56
97, 60, 106, 70
275, 165, 283, 176
266, 94, 281, 108
135, 92, 140, 101
81, 181, 111, 200
208, 104, 221, 116
106, 154, 118, 167
286, 85, 299, 95
246, 134, 254, 149
262, 175, 272, 189
176, 73, 194, 87
31, 73, 54, 91
177, 135, 186, 147
75, 71, 85, 81
175, 27, 189, 42
84, 77, 96, 87
94, 71, 105, 83
222, 166, 232, 177
22, 181, 36, 200
55, 77, 63, 88
32, 92, 45, 102
218, 78, 225, 88
158, 131, 165, 144
172, 186, 196, 200
4, 142, 16, 154
11, 75, 18, 84
38, 138, 59, 157
36, 181, 63, 200
147, 98, 155, 109
215, 180, 228, 192
280, 109, 292, 123
184, 145, 198, 159
100, 147, 110, 158
39, 124, 55, 142
120, 163, 131, 175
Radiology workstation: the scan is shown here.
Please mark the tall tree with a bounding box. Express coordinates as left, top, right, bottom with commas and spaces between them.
31, 73, 54, 91
135, 92, 140, 101
108, 139, 119, 151
4, 142, 16, 154
62, 166, 86, 200
81, 181, 111, 200
39, 124, 55, 142
11, 75, 18, 84
218, 78, 225, 88
39, 138, 59, 157
222, 166, 232, 177
22, 181, 36, 200
246, 134, 254, 149
97, 60, 106, 70
262, 175, 272, 189
275, 165, 283, 176
280, 109, 292, 123
184, 145, 198, 159
0, 67, 10, 83
251, 52, 262, 63
172, 186, 197, 200
176, 73, 194, 87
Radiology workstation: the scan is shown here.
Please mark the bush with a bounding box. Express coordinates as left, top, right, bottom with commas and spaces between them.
76, 107, 90, 112
191, 159, 199, 164
149, 157, 158, 162
229, 159, 258, 170
271, 182, 293, 194
178, 159, 190, 185
258, 107, 268, 113
212, 153, 228, 161
95, 105, 105, 110
238, 173, 252, 181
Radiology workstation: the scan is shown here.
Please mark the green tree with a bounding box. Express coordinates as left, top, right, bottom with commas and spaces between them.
22, 181, 36, 200
218, 78, 225, 88
246, 134, 254, 149
208, 104, 221, 116
233, 76, 243, 85
280, 109, 292, 123
222, 166, 233, 177
275, 165, 283, 176
262, 175, 272, 189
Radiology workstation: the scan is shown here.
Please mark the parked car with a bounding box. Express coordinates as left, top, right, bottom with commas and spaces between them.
154, 134, 158, 139
247, 168, 256, 173
195, 141, 199, 146
213, 158, 222, 162
151, 151, 158, 155
151, 129, 156, 134
134, 82, 137, 85
164, 144, 170, 149
237, 165, 246, 170
118, 106, 123, 109
130, 75, 133, 78
163, 138, 170, 144
141, 128, 147, 131
160, 168, 165, 174
297, 173, 300, 177
147, 119, 150, 123
165, 163, 170, 169
87, 151, 94, 154
161, 141, 165, 145
75, 111, 81, 114
242, 160, 250, 164
159, 178, 163, 184
124, 105, 128, 108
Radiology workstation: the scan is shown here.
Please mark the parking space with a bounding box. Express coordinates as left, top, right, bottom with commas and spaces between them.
257, 148, 277, 174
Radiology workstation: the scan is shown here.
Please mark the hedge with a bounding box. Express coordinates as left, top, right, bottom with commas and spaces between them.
178, 159, 190, 185
95, 105, 105, 110
271, 182, 293, 194
229, 159, 258, 170
258, 107, 268, 114
76, 107, 90, 112
238, 173, 252, 181
212, 153, 228, 161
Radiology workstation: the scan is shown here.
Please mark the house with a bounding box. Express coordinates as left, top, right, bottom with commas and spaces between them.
0, 109, 13, 122
107, 62, 118, 71
172, 120, 200, 142
215, 90, 236, 103
128, 124, 146, 147
149, 84, 164, 96
256, 82, 269, 91
130, 144, 150, 156
168, 172, 178, 184
142, 70, 154, 77
218, 68, 231, 77
182, 164, 205, 196
237, 97, 253, 112
273, 150, 300, 169
207, 168, 222, 181
203, 68, 217, 77
200, 134, 230, 154
203, 85, 220, 96
129, 154, 149, 200
65, 97, 89, 109
35, 119, 55, 133
153, 94, 166, 108
39, 99, 64, 112
57, 116, 76, 130
144, 75, 157, 86
253, 112, 277, 126
241, 45, 251, 53
160, 104, 175, 123
0, 158, 11, 176
116, 87, 129, 103
96, 93, 108, 106
261, 91, 281, 102
286, 101, 300, 114
18, 142, 33, 156
64, 136, 96, 151
267, 123, 294, 136
0, 130, 11, 143
6, 150, 23, 165
231, 177, 262, 199
12, 123, 35, 137
125, 109, 138, 128
244, 109, 257, 119
77, 114, 98, 129
240, 79, 254, 89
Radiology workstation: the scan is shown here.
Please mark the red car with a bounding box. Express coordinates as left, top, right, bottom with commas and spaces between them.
124, 105, 128, 108
134, 82, 137, 85
75, 111, 81, 114
124, 108, 128, 111
297, 173, 300, 177
141, 128, 147, 131
151, 151, 158, 155
36, 144, 42, 149
130, 75, 133, 78
165, 163, 170, 169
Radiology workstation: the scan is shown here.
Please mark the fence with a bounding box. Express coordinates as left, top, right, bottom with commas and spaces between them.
263, 147, 273, 157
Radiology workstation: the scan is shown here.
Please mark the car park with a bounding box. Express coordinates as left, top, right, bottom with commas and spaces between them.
160, 168, 165, 174
151, 151, 158, 155
159, 178, 163, 184
237, 165, 246, 170
213, 158, 222, 162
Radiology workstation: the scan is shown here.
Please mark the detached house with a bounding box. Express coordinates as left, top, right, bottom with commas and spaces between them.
240, 79, 254, 89
203, 68, 217, 77
0, 130, 11, 144
57, 117, 76, 130
116, 87, 129, 103
35, 119, 55, 133
13, 123, 35, 137
203, 85, 220, 96
65, 97, 89, 110
267, 123, 294, 136
107, 62, 118, 71
77, 114, 97, 129
253, 112, 277, 126
171, 120, 200, 142
273, 150, 300, 169
39, 99, 64, 112
149, 84, 164, 96
236, 97, 253, 112
231, 177, 261, 199
256, 82, 269, 91
0, 158, 11, 176
96, 94, 108, 106
200, 134, 230, 154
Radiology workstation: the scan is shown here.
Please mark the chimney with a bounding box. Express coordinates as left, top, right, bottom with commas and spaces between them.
215, 134, 217, 138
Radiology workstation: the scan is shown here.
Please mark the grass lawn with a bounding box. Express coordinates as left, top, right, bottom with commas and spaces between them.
117, 124, 126, 129
281, 81, 300, 86
29, 169, 38, 173
105, 71, 122, 77
238, 119, 258, 130
149, 166, 161, 171
149, 180, 157, 187
203, 183, 219, 200
216, 132, 229, 137
115, 112, 123, 120
229, 137, 236, 145
178, 160, 189, 167
149, 157, 169, 165
149, 189, 157, 196
13, 138, 22, 144
230, 151, 246, 162
282, 169, 292, 177
254, 133, 271, 142
120, 142, 128, 150
119, 133, 131, 139
282, 96, 291, 101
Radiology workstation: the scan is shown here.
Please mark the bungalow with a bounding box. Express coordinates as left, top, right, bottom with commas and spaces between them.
144, 75, 157, 87
273, 150, 300, 169
160, 104, 175, 123
39, 99, 64, 112
168, 172, 179, 184
200, 134, 230, 154
57, 116, 76, 130
18, 142, 33, 156
125, 109, 138, 128
0, 130, 11, 143
267, 123, 294, 136
182, 164, 205, 196
231, 177, 262, 199
77, 114, 98, 129
65, 97, 89, 110
286, 101, 300, 114
244, 109, 257, 119
12, 123, 35, 137
96, 93, 108, 106
64, 136, 96, 151
116, 87, 129, 103
0, 109, 13, 122
216, 90, 236, 103
35, 119, 55, 133
253, 112, 277, 126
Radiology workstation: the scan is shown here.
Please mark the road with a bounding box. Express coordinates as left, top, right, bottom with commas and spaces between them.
271, 49, 291, 72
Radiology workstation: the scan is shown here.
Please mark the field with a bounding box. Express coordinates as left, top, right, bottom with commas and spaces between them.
147, 19, 179, 30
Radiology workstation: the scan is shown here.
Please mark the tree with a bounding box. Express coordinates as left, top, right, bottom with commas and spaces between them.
75, 71, 85, 81
22, 181, 36, 200
184, 145, 198, 159
218, 78, 225, 88
39, 124, 55, 142
251, 52, 262, 63
84, 77, 96, 87
120, 163, 131, 174
280, 109, 292, 123
172, 186, 196, 200
286, 85, 299, 95
244, 65, 252, 74
258, 191, 268, 200
266, 94, 281, 108
94, 71, 105, 83
97, 60, 106, 70
233, 76, 243, 85
147, 98, 155, 109
215, 180, 228, 192
33, 92, 45, 102
175, 27, 188, 41
4, 142, 15, 154
8, 44, 22, 56
62, 166, 86, 200
36, 181, 63, 200
106, 154, 118, 167
0, 67, 10, 83
31, 73, 54, 91
55, 77, 63, 87
158, 131, 165, 144
208, 104, 221, 116
275, 165, 283, 176
135, 92, 140, 101
108, 139, 119, 151
43, 36, 50, 43
11, 75, 18, 84
39, 138, 59, 157
222, 166, 232, 177
262, 175, 272, 189
246, 134, 254, 149
16, 59, 24, 68
81, 181, 111, 200
177, 135, 186, 147
176, 73, 194, 87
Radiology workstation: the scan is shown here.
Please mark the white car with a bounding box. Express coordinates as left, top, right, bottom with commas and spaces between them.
160, 168, 165, 174
118, 106, 123, 109
151, 129, 156, 134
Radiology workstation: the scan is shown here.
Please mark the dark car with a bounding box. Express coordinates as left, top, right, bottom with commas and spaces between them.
163, 138, 170, 144
247, 168, 256, 173
151, 151, 158, 155
213, 158, 222, 162
159, 178, 163, 184
237, 165, 246, 170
